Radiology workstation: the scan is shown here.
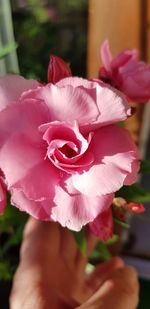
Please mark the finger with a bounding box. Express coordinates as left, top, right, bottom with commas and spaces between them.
73, 257, 124, 303
86, 256, 125, 291
20, 218, 61, 264
10, 264, 74, 309
78, 266, 139, 309
59, 227, 79, 270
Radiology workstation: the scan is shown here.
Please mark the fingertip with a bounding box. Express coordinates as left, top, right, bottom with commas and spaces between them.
110, 256, 125, 269
109, 265, 139, 298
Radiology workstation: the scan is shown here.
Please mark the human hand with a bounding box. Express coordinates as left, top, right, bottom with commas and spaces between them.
10, 218, 139, 309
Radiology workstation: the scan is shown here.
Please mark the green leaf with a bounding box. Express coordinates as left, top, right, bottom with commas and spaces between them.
96, 241, 112, 261
0, 262, 12, 280
116, 184, 150, 203
105, 234, 119, 245
72, 229, 86, 255
114, 218, 130, 229
140, 159, 150, 174
0, 43, 18, 59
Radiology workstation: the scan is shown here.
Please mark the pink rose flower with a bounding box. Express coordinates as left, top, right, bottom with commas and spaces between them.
0, 74, 139, 238
99, 40, 150, 102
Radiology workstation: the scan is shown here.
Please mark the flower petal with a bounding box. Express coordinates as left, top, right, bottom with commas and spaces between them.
0, 100, 60, 200
89, 208, 113, 241
21, 82, 99, 126
51, 185, 114, 231
0, 74, 39, 111
72, 125, 139, 196
11, 189, 53, 220
111, 49, 138, 71
0, 100, 49, 149
120, 64, 150, 102
57, 77, 131, 129
100, 40, 112, 72
90, 81, 131, 128
0, 132, 60, 199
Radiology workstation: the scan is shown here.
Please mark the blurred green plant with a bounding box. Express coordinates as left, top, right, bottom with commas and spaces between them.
0, 42, 18, 59
11, 0, 87, 81
0, 196, 27, 280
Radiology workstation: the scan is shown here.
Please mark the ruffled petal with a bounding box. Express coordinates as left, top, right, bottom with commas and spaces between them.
111, 49, 138, 71
0, 74, 39, 111
51, 185, 114, 231
0, 100, 49, 149
11, 189, 53, 220
57, 77, 131, 129
20, 82, 99, 126
0, 132, 60, 199
72, 125, 139, 196
0, 100, 60, 200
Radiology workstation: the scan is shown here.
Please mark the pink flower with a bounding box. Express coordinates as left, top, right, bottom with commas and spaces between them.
0, 74, 139, 238
48, 55, 72, 84
99, 40, 150, 102
0, 170, 6, 214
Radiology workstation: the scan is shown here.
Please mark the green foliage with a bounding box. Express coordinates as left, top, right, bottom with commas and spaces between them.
72, 229, 86, 255
116, 184, 150, 203
0, 196, 27, 280
12, 1, 87, 81
0, 262, 13, 280
140, 159, 150, 174
90, 235, 120, 262
58, 0, 87, 13
105, 234, 119, 245
114, 218, 130, 229
0, 43, 18, 59
90, 240, 112, 261
96, 241, 112, 261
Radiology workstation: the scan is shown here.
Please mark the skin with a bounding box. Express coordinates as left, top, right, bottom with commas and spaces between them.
10, 218, 139, 309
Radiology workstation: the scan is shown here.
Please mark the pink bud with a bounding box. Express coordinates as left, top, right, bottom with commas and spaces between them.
48, 55, 72, 84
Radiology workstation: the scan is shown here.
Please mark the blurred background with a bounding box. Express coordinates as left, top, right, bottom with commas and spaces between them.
0, 0, 150, 308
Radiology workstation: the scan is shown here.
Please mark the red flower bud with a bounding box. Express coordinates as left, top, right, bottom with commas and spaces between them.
126, 202, 145, 214
48, 55, 72, 84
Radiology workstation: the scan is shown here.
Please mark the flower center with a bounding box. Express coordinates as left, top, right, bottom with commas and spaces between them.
59, 144, 77, 158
